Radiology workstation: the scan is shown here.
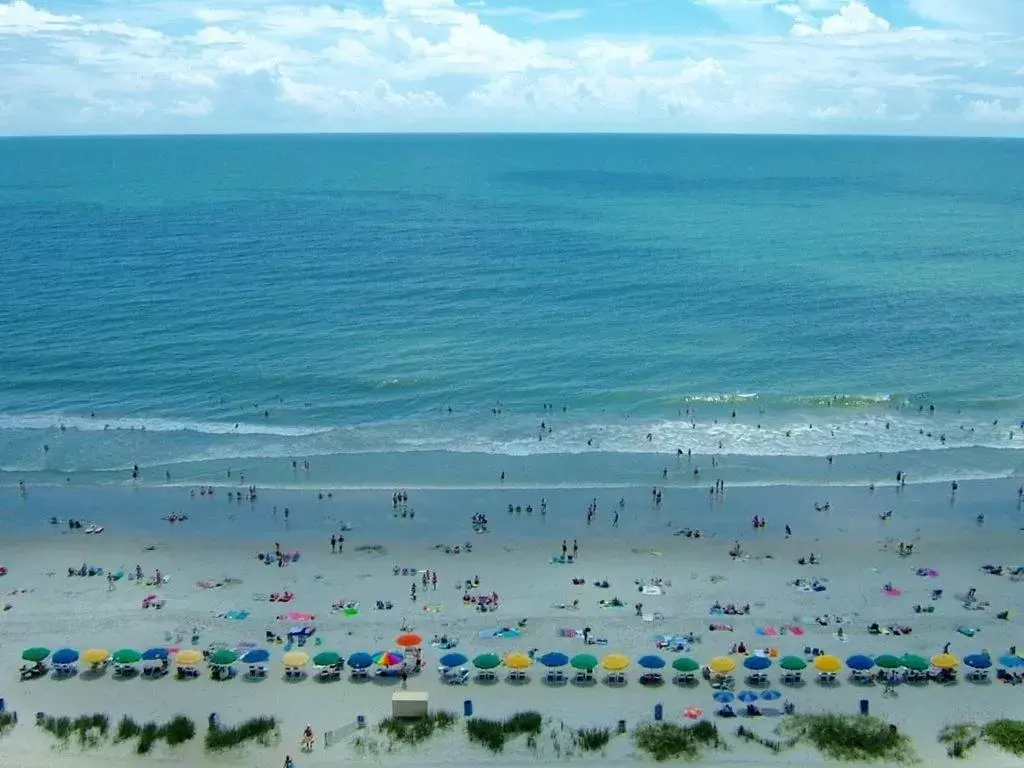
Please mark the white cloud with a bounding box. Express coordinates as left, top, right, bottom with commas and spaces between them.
792, 1, 890, 36
472, 4, 585, 23
1, 0, 1023, 134
966, 98, 1024, 123
0, 0, 79, 33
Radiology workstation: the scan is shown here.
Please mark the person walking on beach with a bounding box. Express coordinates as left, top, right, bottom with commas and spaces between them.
613, 510, 619, 527
572, 539, 578, 559
330, 534, 337, 553
561, 540, 568, 558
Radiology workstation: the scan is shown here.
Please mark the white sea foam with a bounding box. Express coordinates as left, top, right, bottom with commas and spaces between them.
0, 413, 330, 438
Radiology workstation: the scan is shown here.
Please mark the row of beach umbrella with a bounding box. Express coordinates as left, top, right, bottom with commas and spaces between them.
26, 645, 1022, 674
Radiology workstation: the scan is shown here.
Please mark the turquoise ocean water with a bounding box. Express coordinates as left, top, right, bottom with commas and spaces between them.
1, 134, 1022, 490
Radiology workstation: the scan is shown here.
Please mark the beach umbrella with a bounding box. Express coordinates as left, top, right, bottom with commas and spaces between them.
639, 655, 666, 670
712, 691, 734, 703
208, 649, 238, 666
737, 690, 759, 703
52, 649, 79, 665
504, 652, 532, 670
439, 652, 468, 668
538, 652, 569, 668
83, 648, 110, 665
282, 651, 310, 668
602, 654, 630, 672
813, 655, 841, 673
672, 657, 700, 673
241, 648, 270, 664
348, 652, 374, 670
845, 654, 874, 671
760, 689, 782, 700
373, 651, 404, 667
473, 653, 501, 670
999, 655, 1024, 669
395, 633, 422, 648
875, 654, 905, 670
743, 655, 771, 671
174, 649, 202, 666
112, 649, 142, 665
570, 653, 599, 671
779, 656, 806, 671
901, 654, 929, 672
313, 651, 342, 667
141, 648, 168, 662
708, 656, 736, 674
22, 647, 51, 663
963, 654, 991, 670
931, 653, 959, 670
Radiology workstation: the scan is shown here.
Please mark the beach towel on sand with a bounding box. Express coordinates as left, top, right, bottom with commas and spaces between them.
479, 628, 521, 639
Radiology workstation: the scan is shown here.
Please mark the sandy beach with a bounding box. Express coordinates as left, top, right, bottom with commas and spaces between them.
2, 480, 1024, 767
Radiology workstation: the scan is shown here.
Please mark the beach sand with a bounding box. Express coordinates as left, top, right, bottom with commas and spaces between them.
1, 482, 1023, 767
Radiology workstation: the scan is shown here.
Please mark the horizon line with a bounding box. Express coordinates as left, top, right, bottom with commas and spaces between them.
1, 130, 1023, 141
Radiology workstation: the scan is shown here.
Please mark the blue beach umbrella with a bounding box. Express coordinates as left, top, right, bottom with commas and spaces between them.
964, 654, 992, 669
743, 655, 771, 671
53, 648, 79, 665
638, 655, 666, 670
737, 690, 759, 703
999, 655, 1024, 669
240, 648, 269, 664
760, 689, 782, 700
141, 648, 169, 662
712, 691, 734, 703
538, 652, 569, 668
440, 652, 468, 668
845, 654, 875, 671
347, 652, 373, 670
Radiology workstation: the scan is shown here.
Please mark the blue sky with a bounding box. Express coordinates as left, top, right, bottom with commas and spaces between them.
1, 0, 1023, 135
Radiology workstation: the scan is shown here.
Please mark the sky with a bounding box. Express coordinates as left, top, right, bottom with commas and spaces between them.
1, 0, 1023, 135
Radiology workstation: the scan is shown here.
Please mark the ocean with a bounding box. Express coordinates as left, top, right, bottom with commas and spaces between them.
1, 134, 1022, 491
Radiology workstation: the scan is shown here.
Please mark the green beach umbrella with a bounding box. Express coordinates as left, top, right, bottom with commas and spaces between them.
22, 647, 51, 663
875, 654, 905, 670
570, 653, 599, 671
313, 651, 341, 667
779, 656, 806, 671
473, 653, 501, 670
208, 649, 238, 666
112, 649, 142, 665
901, 654, 929, 672
672, 657, 700, 673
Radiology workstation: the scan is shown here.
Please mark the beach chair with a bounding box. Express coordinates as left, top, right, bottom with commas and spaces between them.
606, 672, 627, 686
350, 668, 369, 681
114, 664, 136, 678
53, 663, 77, 678
673, 672, 697, 686
966, 669, 989, 683
246, 665, 267, 679
747, 671, 769, 686
544, 669, 567, 685
507, 669, 528, 684
781, 671, 802, 685
476, 669, 497, 683
442, 667, 470, 685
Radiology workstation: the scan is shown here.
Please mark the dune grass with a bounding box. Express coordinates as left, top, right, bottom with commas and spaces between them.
780, 713, 917, 763
575, 726, 611, 752
113, 714, 196, 753
466, 711, 543, 753
204, 716, 279, 752
634, 721, 725, 762
0, 712, 16, 738
379, 710, 458, 746
37, 713, 109, 750
983, 720, 1024, 757
938, 723, 981, 759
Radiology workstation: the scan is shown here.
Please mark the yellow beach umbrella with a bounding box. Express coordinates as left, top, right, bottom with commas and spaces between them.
82, 648, 109, 665
708, 656, 736, 674
174, 649, 202, 666
813, 655, 842, 673
504, 652, 532, 670
283, 651, 310, 667
602, 653, 630, 672
931, 653, 959, 670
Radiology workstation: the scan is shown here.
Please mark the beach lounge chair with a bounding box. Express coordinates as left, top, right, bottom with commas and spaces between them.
506, 669, 528, 684
850, 669, 873, 684
606, 672, 627, 686
544, 669, 567, 685
673, 672, 697, 685
781, 671, 803, 685
350, 668, 369, 681
476, 669, 497, 683
573, 669, 594, 685
246, 665, 267, 679
747, 671, 769, 686
53, 663, 77, 678
966, 668, 989, 683
442, 667, 470, 685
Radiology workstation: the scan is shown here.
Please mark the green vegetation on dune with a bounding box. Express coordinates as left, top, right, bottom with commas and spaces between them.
634, 721, 726, 762
938, 723, 981, 759
378, 710, 458, 746
780, 713, 917, 763
983, 720, 1024, 757
37, 713, 109, 750
466, 711, 543, 753
204, 715, 279, 752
